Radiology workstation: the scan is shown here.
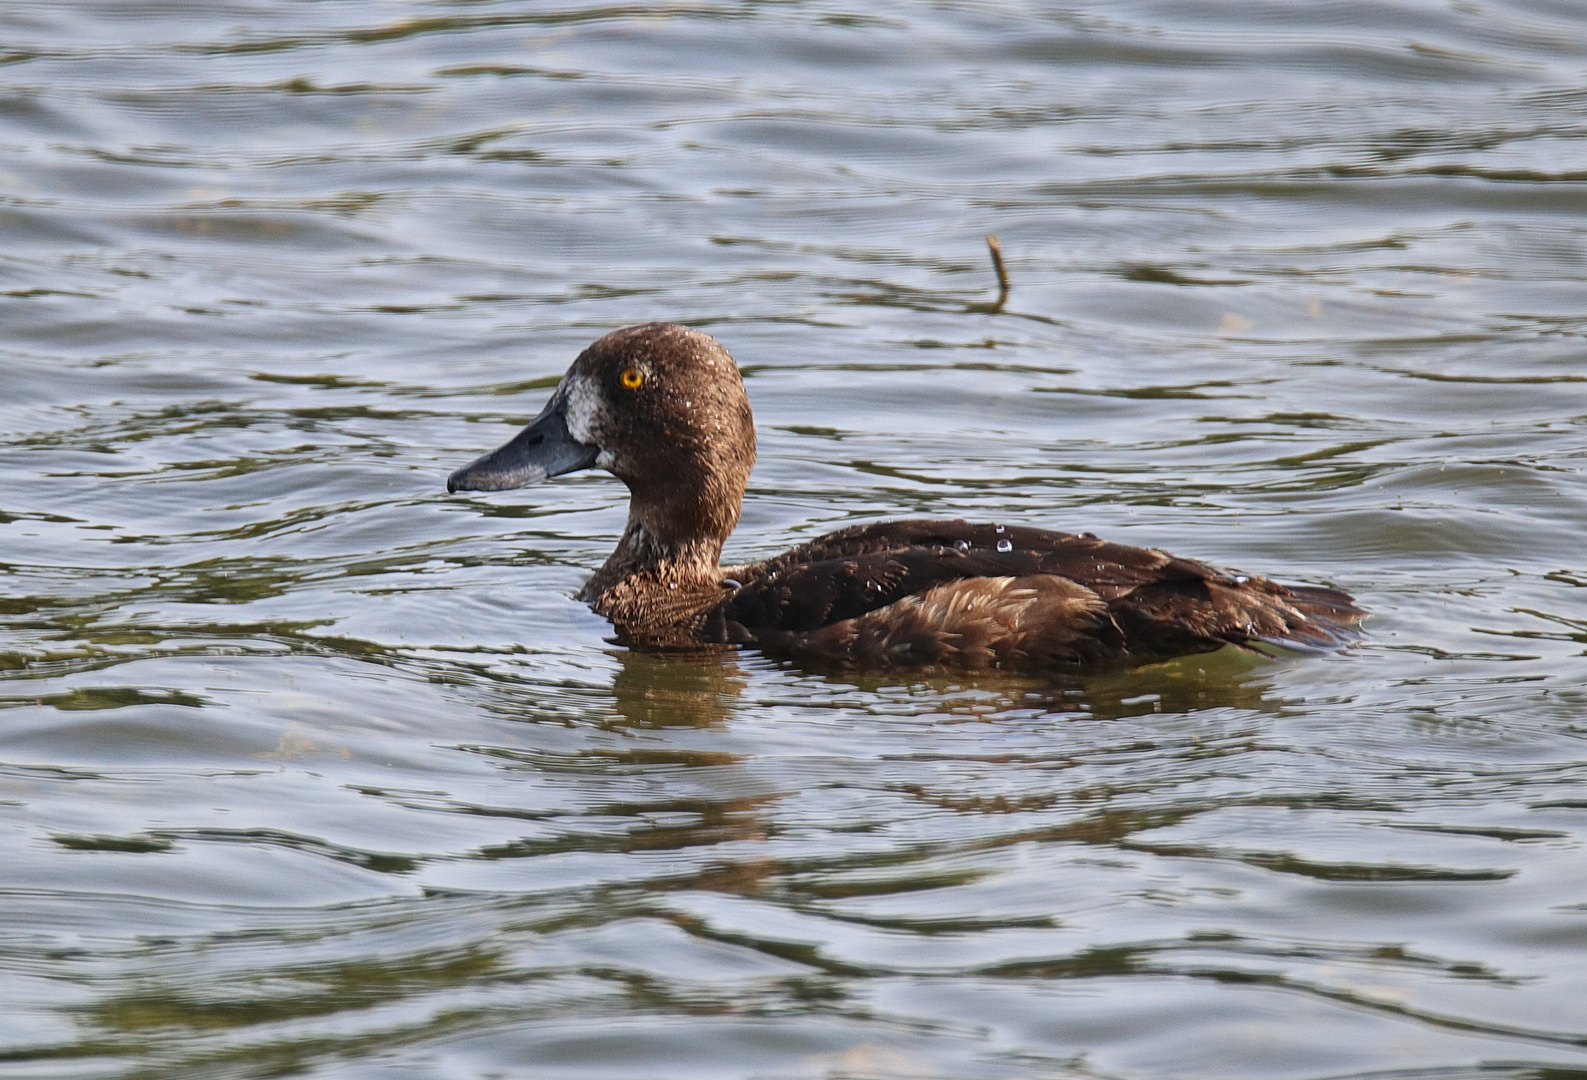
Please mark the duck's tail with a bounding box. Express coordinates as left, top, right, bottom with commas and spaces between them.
1246, 582, 1366, 653
1109, 571, 1365, 659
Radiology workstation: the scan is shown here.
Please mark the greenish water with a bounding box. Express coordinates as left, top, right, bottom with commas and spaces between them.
2, 2, 1586, 1077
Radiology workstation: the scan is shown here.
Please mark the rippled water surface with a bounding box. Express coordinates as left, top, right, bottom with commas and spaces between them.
3, 2, 1587, 1077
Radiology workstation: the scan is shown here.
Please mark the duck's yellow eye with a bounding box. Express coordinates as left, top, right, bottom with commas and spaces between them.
619, 367, 644, 390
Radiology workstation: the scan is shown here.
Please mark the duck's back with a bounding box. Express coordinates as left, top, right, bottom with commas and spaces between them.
710, 519, 1362, 667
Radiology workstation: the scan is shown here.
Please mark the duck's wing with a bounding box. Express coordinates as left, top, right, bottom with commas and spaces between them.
740, 519, 1090, 574
715, 518, 1362, 665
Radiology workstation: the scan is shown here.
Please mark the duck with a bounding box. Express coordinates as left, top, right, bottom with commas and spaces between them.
447, 322, 1364, 666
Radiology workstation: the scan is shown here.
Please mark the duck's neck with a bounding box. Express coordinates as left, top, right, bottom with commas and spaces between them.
580, 516, 726, 601
574, 480, 741, 625
574, 449, 751, 639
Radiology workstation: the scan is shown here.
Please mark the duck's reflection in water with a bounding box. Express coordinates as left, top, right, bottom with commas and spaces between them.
743, 644, 1283, 724
582, 643, 1284, 871
599, 646, 781, 897
596, 637, 1289, 741
597, 643, 1287, 744
605, 646, 748, 730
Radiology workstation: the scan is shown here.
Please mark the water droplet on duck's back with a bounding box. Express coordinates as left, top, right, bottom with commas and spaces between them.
996, 538, 1012, 552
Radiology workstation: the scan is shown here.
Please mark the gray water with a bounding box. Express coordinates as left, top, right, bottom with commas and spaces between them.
3, 2, 1586, 1077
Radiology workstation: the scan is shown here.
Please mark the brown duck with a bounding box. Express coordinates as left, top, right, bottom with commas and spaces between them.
448, 323, 1363, 665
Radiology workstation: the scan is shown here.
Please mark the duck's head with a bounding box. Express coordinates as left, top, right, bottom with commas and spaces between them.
448, 323, 756, 546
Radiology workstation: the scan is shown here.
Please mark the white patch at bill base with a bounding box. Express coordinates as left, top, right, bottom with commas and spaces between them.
561, 373, 603, 445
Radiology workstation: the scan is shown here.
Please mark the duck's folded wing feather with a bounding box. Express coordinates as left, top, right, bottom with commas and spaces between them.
719, 518, 1363, 663
735, 573, 1123, 666
748, 519, 1090, 573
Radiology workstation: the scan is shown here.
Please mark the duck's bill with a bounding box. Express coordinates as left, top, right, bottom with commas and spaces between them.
447, 398, 599, 492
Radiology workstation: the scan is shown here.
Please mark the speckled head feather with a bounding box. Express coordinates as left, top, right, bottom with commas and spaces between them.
447, 323, 759, 636
558, 322, 756, 546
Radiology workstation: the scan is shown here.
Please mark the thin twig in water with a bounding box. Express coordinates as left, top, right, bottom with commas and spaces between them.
986, 234, 1010, 311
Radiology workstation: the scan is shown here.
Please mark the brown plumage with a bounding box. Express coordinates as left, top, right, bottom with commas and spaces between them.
448, 323, 1364, 667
